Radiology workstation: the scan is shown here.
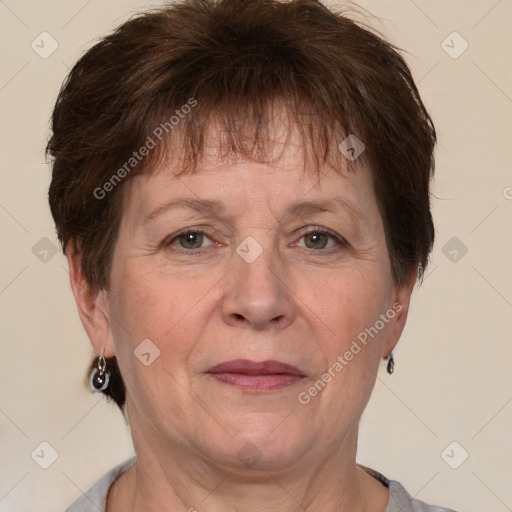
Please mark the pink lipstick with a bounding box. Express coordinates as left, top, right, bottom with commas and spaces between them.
206, 359, 306, 392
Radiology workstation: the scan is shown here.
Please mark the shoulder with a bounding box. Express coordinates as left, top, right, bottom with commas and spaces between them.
386, 479, 459, 512
359, 464, 459, 512
63, 456, 137, 512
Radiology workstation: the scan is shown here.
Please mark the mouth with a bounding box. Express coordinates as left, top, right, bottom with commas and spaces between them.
206, 359, 306, 392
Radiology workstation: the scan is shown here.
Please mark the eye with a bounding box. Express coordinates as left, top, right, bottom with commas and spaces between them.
296, 228, 347, 251
163, 226, 347, 255
165, 228, 214, 252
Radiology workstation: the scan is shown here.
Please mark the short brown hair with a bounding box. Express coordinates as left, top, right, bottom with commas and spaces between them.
47, 0, 436, 413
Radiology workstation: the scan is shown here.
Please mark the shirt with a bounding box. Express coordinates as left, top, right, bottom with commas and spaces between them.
63, 456, 458, 512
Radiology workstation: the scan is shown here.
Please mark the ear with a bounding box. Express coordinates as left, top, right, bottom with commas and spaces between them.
383, 264, 419, 359
66, 241, 116, 358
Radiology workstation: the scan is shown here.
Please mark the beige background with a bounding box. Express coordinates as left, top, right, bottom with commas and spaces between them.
0, 1, 511, 511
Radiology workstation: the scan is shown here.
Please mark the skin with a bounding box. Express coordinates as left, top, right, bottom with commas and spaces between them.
67, 123, 417, 512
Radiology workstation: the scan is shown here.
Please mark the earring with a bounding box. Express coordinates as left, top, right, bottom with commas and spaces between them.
89, 347, 110, 392
386, 351, 395, 375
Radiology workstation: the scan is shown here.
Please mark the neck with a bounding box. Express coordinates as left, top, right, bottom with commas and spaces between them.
107, 414, 387, 512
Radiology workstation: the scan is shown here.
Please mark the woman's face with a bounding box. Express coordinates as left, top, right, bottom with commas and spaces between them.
86, 126, 413, 471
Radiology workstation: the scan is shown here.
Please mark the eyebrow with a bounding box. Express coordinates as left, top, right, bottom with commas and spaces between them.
143, 198, 225, 226
286, 198, 367, 225
143, 196, 368, 227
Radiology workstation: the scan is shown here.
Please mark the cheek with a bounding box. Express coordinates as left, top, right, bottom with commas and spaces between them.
106, 267, 197, 418
109, 272, 172, 343
299, 267, 392, 406
107, 259, 219, 375
301, 265, 392, 345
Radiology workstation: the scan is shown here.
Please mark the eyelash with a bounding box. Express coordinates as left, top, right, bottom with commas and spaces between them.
164, 226, 348, 256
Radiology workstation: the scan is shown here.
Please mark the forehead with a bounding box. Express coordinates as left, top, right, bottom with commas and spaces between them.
122, 116, 377, 224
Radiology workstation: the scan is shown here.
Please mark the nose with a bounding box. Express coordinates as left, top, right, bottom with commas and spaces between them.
221, 240, 296, 331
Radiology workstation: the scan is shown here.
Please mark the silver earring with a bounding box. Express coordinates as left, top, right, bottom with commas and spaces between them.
386, 351, 395, 375
89, 348, 110, 392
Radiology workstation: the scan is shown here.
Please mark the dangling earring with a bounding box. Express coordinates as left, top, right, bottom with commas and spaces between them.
386, 351, 395, 375
89, 347, 110, 392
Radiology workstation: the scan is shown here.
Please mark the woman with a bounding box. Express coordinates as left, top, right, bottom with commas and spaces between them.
47, 0, 457, 510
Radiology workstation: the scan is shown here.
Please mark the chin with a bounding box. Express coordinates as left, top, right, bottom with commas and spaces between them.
201, 413, 311, 472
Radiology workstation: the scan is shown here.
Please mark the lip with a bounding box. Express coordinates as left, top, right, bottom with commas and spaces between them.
206, 359, 306, 392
